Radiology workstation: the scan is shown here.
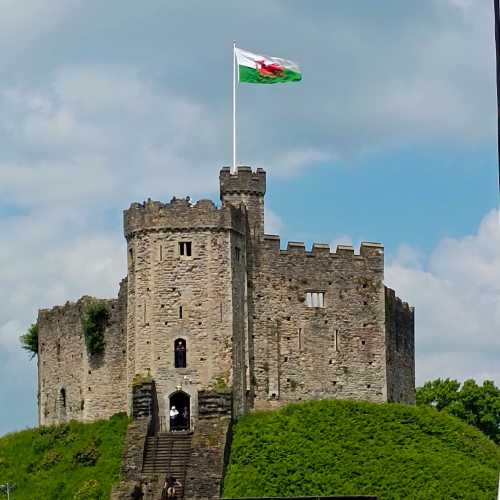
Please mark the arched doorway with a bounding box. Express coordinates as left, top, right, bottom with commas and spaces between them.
169, 391, 190, 431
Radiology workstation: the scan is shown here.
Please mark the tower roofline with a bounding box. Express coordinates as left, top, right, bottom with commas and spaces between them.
220, 166, 266, 198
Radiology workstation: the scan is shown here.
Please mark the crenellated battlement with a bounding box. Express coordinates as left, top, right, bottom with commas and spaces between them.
124, 196, 246, 238
262, 234, 384, 260
219, 166, 266, 197
385, 286, 414, 312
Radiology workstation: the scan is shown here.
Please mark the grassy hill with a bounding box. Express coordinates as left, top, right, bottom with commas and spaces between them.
0, 413, 128, 499
223, 400, 500, 500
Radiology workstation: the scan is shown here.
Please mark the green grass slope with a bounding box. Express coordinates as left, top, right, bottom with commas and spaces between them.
223, 400, 500, 500
0, 413, 128, 500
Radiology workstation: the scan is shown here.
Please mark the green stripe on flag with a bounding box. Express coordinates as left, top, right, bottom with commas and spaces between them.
239, 65, 302, 84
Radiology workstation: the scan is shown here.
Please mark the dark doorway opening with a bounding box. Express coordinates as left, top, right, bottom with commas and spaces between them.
169, 391, 190, 431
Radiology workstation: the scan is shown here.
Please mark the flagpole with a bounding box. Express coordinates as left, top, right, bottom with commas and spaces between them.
232, 41, 237, 174
494, 0, 500, 215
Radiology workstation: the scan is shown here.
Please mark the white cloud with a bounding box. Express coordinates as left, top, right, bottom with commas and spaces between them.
386, 210, 500, 386
254, 148, 332, 179
0, 66, 227, 208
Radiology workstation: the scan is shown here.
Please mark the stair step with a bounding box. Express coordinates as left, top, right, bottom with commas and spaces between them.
142, 433, 192, 500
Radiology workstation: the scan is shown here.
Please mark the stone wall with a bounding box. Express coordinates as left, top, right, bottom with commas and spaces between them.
251, 237, 388, 410
124, 196, 248, 423
385, 287, 415, 404
184, 392, 232, 500
37, 280, 128, 425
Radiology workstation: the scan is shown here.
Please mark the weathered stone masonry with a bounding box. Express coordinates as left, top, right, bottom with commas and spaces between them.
38, 281, 127, 425
37, 165, 415, 429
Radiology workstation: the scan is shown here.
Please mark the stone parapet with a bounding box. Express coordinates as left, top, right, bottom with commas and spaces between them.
124, 197, 245, 239
262, 235, 384, 264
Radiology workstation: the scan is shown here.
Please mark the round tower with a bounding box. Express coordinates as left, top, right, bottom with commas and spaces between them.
123, 196, 249, 426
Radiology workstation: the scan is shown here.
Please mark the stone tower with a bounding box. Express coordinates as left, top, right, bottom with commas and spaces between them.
123, 188, 250, 422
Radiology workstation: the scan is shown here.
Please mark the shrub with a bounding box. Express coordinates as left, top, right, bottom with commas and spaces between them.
223, 399, 500, 499
40, 450, 62, 470
20, 323, 38, 358
82, 301, 109, 356
73, 479, 102, 500
73, 440, 100, 466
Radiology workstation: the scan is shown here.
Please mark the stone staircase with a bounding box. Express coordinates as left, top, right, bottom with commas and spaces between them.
142, 431, 192, 499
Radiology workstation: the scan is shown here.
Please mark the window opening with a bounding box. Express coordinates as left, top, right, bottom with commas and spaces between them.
235, 247, 241, 262
335, 330, 339, 352
179, 306, 183, 319
174, 338, 187, 368
60, 388, 66, 408
306, 292, 325, 308
159, 244, 163, 261
179, 241, 192, 257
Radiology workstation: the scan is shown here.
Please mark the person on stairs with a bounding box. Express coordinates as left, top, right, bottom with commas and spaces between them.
162, 475, 182, 499
170, 405, 179, 430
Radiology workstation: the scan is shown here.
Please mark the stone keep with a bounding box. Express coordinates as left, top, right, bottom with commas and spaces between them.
37, 166, 415, 427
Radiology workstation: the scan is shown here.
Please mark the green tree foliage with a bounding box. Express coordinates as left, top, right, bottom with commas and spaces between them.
223, 400, 500, 499
82, 301, 109, 356
0, 413, 128, 499
417, 378, 500, 445
19, 323, 38, 358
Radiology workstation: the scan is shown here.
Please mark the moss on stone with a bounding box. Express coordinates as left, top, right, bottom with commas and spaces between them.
82, 301, 109, 356
132, 372, 153, 386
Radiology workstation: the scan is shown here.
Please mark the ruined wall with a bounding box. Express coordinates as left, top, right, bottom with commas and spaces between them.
124, 197, 248, 422
251, 238, 387, 410
385, 287, 415, 404
37, 280, 128, 425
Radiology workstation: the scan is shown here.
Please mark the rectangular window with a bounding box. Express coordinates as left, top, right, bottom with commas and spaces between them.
179, 241, 192, 257
306, 292, 325, 308
235, 247, 241, 262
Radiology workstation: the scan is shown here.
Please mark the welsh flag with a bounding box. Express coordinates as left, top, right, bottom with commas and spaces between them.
235, 47, 302, 84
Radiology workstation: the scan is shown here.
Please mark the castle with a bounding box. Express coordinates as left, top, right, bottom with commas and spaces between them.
37, 166, 415, 430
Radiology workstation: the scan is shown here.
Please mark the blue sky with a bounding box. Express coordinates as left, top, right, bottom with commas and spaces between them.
1, 0, 499, 436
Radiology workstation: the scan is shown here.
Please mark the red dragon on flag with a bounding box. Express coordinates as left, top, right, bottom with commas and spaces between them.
256, 60, 285, 78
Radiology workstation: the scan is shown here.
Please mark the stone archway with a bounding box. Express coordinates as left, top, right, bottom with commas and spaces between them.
169, 391, 190, 431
